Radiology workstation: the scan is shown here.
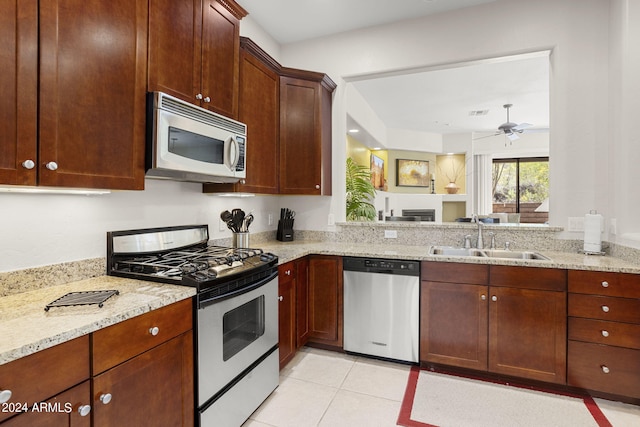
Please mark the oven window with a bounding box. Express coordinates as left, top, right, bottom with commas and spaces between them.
222, 295, 265, 361
168, 126, 224, 164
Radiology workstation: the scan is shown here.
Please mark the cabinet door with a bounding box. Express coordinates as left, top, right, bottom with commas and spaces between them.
1, 381, 91, 427
295, 257, 310, 347
0, 0, 37, 185
279, 76, 323, 195
38, 0, 147, 190
200, 0, 240, 118
307, 256, 343, 347
488, 287, 566, 383
278, 268, 296, 369
92, 332, 194, 427
420, 281, 488, 370
148, 0, 202, 104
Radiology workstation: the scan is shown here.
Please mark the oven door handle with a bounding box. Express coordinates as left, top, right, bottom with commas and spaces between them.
198, 270, 278, 309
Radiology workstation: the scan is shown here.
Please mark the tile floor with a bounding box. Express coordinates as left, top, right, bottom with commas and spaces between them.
243, 347, 410, 427
243, 347, 640, 427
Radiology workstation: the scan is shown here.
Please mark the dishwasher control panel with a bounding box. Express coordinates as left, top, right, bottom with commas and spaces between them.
343, 257, 420, 276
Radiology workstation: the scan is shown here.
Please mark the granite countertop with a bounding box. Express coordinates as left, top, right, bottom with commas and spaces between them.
262, 241, 640, 274
2, 240, 639, 366
0, 276, 195, 365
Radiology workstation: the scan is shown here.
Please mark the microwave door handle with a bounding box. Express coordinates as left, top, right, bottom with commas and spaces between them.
227, 136, 240, 171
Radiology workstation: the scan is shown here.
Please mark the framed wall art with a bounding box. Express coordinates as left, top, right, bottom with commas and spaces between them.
370, 153, 385, 190
396, 159, 430, 187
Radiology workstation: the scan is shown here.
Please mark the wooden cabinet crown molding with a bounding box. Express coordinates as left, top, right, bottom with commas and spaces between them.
240, 37, 282, 73
281, 66, 337, 91
218, 0, 248, 20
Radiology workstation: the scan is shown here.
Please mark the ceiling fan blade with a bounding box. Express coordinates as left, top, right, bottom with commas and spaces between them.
473, 132, 501, 140
506, 132, 520, 141
513, 122, 533, 131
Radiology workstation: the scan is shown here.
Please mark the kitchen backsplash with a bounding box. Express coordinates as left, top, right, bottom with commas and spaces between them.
3, 225, 639, 298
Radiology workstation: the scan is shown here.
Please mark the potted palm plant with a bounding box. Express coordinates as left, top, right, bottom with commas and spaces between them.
346, 157, 377, 221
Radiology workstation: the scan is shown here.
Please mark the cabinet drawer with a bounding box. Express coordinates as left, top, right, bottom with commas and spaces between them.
569, 317, 640, 349
568, 270, 640, 298
278, 262, 295, 285
421, 261, 488, 284
490, 265, 566, 291
568, 293, 640, 323
0, 336, 89, 422
92, 298, 193, 374
568, 340, 640, 398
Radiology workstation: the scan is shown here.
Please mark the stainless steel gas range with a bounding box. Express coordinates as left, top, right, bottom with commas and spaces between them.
107, 225, 279, 426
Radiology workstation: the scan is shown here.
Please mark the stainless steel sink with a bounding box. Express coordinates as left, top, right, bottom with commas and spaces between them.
482, 249, 551, 260
428, 246, 550, 261
428, 246, 486, 257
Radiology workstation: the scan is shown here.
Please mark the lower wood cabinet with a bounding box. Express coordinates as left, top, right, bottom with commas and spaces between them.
307, 255, 343, 348
0, 336, 90, 425
421, 262, 567, 384
278, 261, 297, 369
91, 298, 194, 426
92, 331, 194, 426
567, 270, 640, 399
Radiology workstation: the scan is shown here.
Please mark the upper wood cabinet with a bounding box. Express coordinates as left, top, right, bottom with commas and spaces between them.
148, 0, 246, 119
0, 0, 37, 186
279, 70, 336, 195
1, 0, 147, 190
204, 38, 280, 194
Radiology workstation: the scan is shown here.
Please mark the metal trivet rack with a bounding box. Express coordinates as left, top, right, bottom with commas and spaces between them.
45, 290, 120, 311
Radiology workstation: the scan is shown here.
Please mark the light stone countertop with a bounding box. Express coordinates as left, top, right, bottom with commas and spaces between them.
2, 240, 639, 367
0, 276, 195, 365
262, 241, 640, 274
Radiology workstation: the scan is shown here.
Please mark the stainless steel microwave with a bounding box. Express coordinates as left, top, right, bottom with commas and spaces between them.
146, 92, 247, 183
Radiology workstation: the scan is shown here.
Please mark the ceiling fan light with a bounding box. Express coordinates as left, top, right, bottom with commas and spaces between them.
506, 132, 519, 141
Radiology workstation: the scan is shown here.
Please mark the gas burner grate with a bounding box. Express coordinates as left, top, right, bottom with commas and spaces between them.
45, 290, 120, 311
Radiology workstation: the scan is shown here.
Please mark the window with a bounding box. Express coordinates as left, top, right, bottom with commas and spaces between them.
492, 157, 549, 223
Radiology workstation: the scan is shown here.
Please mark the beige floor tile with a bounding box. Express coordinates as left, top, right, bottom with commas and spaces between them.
248, 376, 337, 427
280, 347, 356, 388
318, 389, 401, 427
341, 357, 411, 401
594, 398, 640, 427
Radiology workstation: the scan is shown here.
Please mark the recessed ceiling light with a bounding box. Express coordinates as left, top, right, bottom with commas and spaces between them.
348, 129, 359, 133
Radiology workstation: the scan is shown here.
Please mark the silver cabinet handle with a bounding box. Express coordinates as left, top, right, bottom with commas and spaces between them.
601, 330, 609, 337
78, 404, 91, 417
0, 389, 12, 403
315, 184, 320, 189
601, 365, 610, 374
22, 160, 35, 169
601, 305, 610, 313
149, 326, 160, 336
278, 296, 283, 302
601, 281, 609, 288
285, 270, 291, 276
203, 96, 211, 103
99, 393, 112, 405
491, 295, 497, 302
45, 161, 58, 171
481, 294, 486, 300
195, 93, 203, 100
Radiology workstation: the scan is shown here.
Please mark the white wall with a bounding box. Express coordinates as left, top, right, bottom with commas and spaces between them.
278, 0, 638, 244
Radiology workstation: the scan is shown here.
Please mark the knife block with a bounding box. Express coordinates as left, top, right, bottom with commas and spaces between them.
276, 219, 294, 242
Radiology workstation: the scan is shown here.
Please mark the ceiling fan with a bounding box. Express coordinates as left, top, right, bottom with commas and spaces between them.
476, 103, 533, 142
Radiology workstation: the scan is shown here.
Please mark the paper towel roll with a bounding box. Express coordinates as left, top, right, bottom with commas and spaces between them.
584, 213, 603, 253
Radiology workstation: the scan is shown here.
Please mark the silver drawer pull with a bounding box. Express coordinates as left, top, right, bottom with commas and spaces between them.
491, 295, 497, 302
601, 365, 610, 374
149, 326, 160, 336
78, 404, 91, 416
481, 294, 486, 301
99, 393, 112, 405
0, 389, 12, 403
601, 281, 609, 288
601, 305, 610, 313
601, 330, 609, 337
278, 296, 283, 302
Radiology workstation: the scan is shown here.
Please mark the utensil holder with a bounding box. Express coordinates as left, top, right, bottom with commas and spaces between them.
276, 219, 294, 242
232, 232, 250, 248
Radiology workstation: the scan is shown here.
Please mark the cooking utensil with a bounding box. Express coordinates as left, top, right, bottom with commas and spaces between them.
242, 214, 254, 232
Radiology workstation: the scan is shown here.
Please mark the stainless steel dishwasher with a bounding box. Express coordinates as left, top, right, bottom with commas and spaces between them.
343, 257, 420, 363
